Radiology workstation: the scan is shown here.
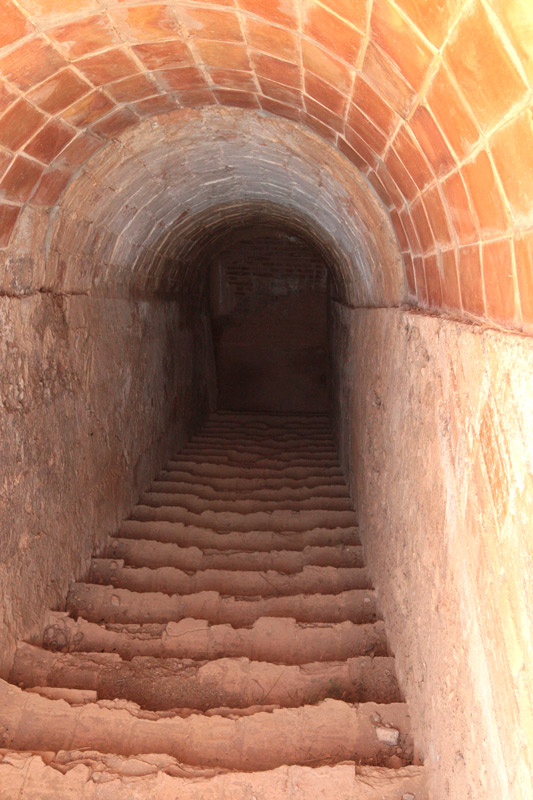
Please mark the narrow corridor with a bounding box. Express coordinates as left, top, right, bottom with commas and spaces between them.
1, 411, 426, 797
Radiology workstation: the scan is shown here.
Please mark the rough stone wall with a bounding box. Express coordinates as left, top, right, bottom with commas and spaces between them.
330, 304, 533, 800
0, 292, 215, 676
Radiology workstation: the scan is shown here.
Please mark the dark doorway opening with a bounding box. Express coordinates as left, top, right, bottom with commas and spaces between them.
208, 226, 329, 413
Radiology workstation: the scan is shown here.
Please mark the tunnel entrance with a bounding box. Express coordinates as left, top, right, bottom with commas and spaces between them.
208, 226, 329, 413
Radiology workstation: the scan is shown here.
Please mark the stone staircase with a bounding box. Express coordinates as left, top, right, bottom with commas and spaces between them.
0, 411, 426, 798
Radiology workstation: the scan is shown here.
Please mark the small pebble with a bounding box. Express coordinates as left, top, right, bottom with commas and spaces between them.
376, 726, 400, 746
402, 794, 415, 800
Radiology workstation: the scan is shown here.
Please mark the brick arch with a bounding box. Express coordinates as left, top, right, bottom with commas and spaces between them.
0, 0, 531, 330
48, 108, 402, 306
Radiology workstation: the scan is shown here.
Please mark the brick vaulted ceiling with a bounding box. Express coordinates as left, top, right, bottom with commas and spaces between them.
0, 0, 532, 331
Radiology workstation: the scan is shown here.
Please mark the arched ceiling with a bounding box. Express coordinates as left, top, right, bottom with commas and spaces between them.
0, 0, 532, 331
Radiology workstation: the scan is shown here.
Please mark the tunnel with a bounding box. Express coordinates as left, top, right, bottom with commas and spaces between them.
0, 1, 532, 798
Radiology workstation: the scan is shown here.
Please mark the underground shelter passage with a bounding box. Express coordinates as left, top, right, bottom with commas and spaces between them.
0, 1, 532, 798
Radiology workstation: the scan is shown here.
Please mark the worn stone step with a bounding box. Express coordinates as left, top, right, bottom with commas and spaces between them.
103, 539, 363, 572
169, 455, 340, 470
89, 560, 373, 600
158, 472, 347, 490
186, 438, 335, 449
43, 613, 387, 664
66, 584, 378, 627
180, 447, 338, 461
0, 751, 427, 800
164, 462, 344, 479
118, 520, 360, 550
140, 491, 352, 513
129, 506, 358, 532
1, 680, 413, 770
11, 644, 401, 710
149, 480, 350, 501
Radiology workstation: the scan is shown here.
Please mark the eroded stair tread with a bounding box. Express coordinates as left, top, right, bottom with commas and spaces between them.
42, 614, 387, 664
1, 681, 413, 771
0, 752, 427, 800
118, 520, 360, 549
11, 644, 402, 709
140, 491, 353, 512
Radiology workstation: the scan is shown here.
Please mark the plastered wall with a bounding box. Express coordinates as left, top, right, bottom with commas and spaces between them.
331, 303, 533, 800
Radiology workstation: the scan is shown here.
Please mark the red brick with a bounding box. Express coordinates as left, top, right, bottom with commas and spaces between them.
76, 48, 140, 86
426, 64, 480, 160
514, 232, 533, 326
318, 0, 367, 31
196, 41, 250, 70
27, 68, 91, 115
0, 155, 44, 203
91, 107, 139, 138
413, 255, 427, 304
377, 162, 404, 208
156, 67, 208, 92
174, 6, 243, 41
351, 75, 397, 136
53, 132, 102, 168
259, 78, 302, 106
48, 14, 120, 59
174, 88, 216, 107
0, 36, 66, 91
462, 150, 510, 236
303, 3, 363, 64
213, 89, 260, 109
302, 113, 337, 144
441, 248, 462, 312
458, 244, 485, 315
0, 98, 46, 152
410, 105, 455, 177
482, 239, 516, 323
63, 90, 115, 128
210, 69, 257, 92
107, 74, 160, 103
0, 1, 33, 49
394, 0, 463, 48
346, 105, 387, 154
344, 125, 378, 165
403, 251, 416, 295
30, 168, 72, 205
390, 209, 409, 250
137, 44, 193, 74
423, 185, 452, 246
305, 73, 346, 116
252, 53, 300, 88
259, 96, 302, 123
0, 204, 20, 247
393, 126, 433, 191
301, 41, 353, 95
238, 0, 298, 28
367, 170, 393, 207
385, 148, 418, 203
110, 4, 182, 40
362, 42, 417, 118
424, 253, 443, 308
24, 119, 75, 164
445, 1, 527, 131
443, 171, 478, 244
399, 208, 420, 252
337, 137, 369, 172
411, 196, 434, 253
304, 96, 343, 134
134, 94, 180, 116
0, 84, 17, 116
371, 1, 434, 91
245, 18, 298, 61
490, 109, 533, 223
0, 151, 11, 180
17, 0, 98, 18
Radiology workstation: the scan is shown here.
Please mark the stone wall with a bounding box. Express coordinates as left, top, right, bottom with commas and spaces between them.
330, 303, 533, 800
0, 291, 215, 676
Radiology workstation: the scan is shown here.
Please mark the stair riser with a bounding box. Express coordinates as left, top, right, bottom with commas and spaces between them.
118, 521, 360, 550
149, 481, 350, 500
140, 493, 352, 513
11, 647, 401, 710
90, 562, 373, 599
103, 541, 364, 572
